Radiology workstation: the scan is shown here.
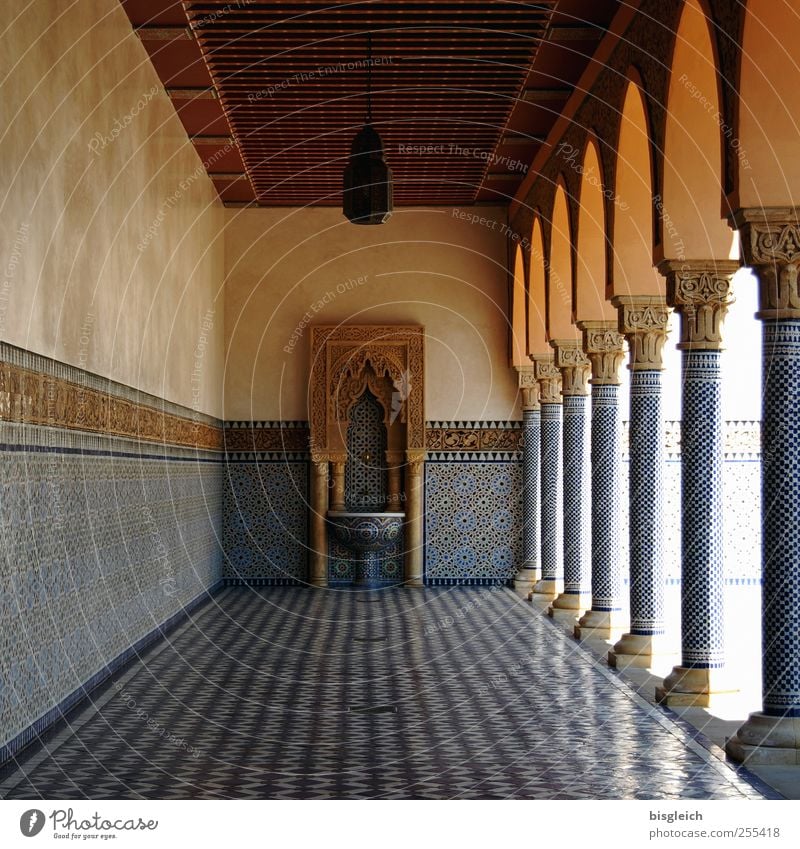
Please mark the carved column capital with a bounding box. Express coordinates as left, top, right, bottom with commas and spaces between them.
311, 453, 332, 469
531, 353, 562, 404
611, 295, 671, 370
515, 364, 540, 411
405, 450, 426, 475
578, 320, 626, 385
550, 339, 590, 396
733, 208, 800, 320
659, 260, 738, 350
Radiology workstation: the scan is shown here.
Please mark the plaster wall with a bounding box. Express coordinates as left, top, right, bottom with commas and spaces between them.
0, 0, 224, 417
223, 206, 520, 422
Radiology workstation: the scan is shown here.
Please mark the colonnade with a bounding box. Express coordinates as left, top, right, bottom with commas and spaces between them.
515, 211, 800, 764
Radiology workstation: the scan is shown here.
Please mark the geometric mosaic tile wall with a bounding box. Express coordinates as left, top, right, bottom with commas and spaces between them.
424, 460, 523, 585
0, 435, 223, 758
222, 459, 309, 584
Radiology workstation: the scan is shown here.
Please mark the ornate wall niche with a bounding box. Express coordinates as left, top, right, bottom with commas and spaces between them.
309, 325, 426, 456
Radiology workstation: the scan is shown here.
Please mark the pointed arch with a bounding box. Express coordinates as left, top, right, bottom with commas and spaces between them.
547, 180, 579, 340
528, 216, 548, 354
510, 244, 528, 366
661, 0, 730, 260
575, 136, 616, 322
736, 0, 800, 208
612, 74, 663, 297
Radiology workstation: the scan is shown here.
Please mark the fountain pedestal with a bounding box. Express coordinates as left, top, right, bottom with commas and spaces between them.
327, 512, 405, 587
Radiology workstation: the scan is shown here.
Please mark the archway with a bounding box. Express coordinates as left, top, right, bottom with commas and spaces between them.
611, 76, 662, 297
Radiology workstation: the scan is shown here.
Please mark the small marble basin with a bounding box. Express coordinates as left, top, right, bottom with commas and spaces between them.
327, 511, 405, 586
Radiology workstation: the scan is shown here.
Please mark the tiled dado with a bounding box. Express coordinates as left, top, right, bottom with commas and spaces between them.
223, 459, 309, 585
222, 422, 310, 585
0, 343, 224, 764
425, 459, 523, 586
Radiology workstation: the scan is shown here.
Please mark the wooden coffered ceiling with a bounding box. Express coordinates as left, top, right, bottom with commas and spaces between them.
121, 0, 619, 207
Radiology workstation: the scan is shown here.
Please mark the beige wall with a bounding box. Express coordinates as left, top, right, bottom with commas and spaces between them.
0, 0, 224, 417
224, 206, 520, 421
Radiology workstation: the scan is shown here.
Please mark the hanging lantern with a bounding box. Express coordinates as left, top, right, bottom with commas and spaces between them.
343, 32, 393, 225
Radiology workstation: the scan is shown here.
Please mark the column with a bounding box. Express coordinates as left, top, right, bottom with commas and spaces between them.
727, 210, 800, 763
656, 261, 740, 705
386, 450, 404, 511
404, 450, 425, 587
310, 456, 329, 587
575, 321, 627, 639
514, 365, 541, 593
530, 355, 562, 601
609, 296, 672, 668
330, 455, 346, 511
548, 340, 591, 623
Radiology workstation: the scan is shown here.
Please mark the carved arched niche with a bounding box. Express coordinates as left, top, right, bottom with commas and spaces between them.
310, 325, 425, 455
307, 325, 426, 588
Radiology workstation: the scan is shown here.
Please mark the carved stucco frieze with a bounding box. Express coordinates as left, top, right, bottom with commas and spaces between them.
0, 359, 221, 450
612, 296, 671, 370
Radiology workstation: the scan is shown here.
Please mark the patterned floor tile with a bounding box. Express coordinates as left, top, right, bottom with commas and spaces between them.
0, 586, 765, 800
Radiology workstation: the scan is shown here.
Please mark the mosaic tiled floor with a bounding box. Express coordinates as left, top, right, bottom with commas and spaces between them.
0, 587, 766, 799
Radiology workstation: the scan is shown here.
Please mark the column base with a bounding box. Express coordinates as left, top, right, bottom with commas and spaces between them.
655, 666, 739, 707
574, 609, 626, 641
726, 713, 800, 765
404, 578, 424, 588
547, 592, 589, 624
529, 577, 562, 602
513, 567, 541, 594
608, 632, 674, 669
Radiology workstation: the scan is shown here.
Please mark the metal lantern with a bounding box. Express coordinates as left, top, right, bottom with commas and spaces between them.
343, 32, 392, 225
343, 123, 393, 224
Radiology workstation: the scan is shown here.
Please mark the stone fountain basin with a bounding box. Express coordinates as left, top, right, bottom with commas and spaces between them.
327, 511, 405, 553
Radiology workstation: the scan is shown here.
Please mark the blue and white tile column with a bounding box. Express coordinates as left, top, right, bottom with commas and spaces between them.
514, 365, 541, 594
657, 261, 740, 706
727, 210, 800, 763
609, 296, 672, 668
575, 321, 627, 639
530, 355, 563, 601
548, 340, 592, 623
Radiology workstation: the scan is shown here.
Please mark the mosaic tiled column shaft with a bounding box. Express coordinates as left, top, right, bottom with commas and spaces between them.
514, 365, 541, 593
576, 322, 626, 639
609, 296, 671, 668
728, 210, 800, 763
657, 261, 739, 706
531, 355, 562, 600
549, 340, 591, 621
